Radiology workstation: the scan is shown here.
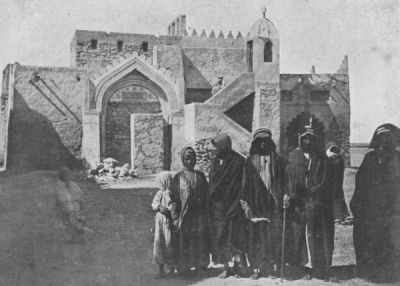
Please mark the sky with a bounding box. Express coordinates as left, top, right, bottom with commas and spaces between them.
0, 0, 399, 143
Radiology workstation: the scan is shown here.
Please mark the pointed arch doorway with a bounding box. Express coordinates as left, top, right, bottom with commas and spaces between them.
286, 112, 326, 153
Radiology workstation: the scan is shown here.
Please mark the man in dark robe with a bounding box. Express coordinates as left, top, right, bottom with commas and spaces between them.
172, 146, 210, 277
325, 142, 350, 224
241, 128, 286, 280
350, 124, 400, 282
286, 126, 340, 281
208, 134, 246, 278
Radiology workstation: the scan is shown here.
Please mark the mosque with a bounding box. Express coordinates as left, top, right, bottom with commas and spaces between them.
0, 11, 350, 173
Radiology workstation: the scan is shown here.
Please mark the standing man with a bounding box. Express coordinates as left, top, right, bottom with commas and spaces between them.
172, 146, 210, 277
350, 124, 400, 283
208, 134, 246, 278
241, 128, 286, 280
286, 125, 336, 281
325, 142, 350, 224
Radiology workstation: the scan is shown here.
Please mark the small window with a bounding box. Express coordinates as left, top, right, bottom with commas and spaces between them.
264, 41, 273, 62
90, 39, 97, 49
117, 40, 123, 52
142, 41, 149, 52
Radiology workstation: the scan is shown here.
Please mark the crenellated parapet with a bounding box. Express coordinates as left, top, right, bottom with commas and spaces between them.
181, 28, 245, 48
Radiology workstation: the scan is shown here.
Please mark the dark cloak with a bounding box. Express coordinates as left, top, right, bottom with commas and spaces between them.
350, 125, 400, 277
286, 146, 334, 272
172, 147, 210, 271
241, 139, 286, 270
325, 142, 350, 222
208, 134, 246, 264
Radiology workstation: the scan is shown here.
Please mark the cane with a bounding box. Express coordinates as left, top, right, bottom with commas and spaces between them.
280, 194, 290, 283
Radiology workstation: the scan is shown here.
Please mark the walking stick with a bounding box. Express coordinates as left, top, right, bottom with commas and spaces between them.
280, 194, 290, 283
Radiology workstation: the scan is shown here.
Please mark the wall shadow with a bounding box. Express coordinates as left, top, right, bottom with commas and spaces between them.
6, 91, 81, 174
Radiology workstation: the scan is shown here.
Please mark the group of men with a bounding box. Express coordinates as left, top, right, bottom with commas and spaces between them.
207, 126, 349, 281
169, 123, 400, 282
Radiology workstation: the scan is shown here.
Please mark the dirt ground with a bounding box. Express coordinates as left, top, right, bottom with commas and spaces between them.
0, 169, 397, 286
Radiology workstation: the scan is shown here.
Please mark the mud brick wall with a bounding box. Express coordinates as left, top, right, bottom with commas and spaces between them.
6, 64, 88, 171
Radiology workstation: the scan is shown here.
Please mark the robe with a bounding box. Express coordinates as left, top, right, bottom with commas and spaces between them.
172, 169, 210, 271
151, 190, 175, 265
326, 156, 349, 222
350, 150, 400, 276
286, 148, 334, 272
241, 152, 286, 269
208, 150, 245, 264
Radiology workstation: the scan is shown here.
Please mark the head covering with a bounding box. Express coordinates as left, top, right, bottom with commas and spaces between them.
325, 142, 340, 158
250, 136, 276, 155
212, 133, 232, 152
325, 142, 338, 151
253, 128, 272, 139
155, 171, 173, 190
181, 146, 196, 163
369, 123, 400, 149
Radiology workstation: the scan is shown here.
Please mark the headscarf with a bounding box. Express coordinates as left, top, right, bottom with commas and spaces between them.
181, 146, 196, 167
298, 126, 316, 150
250, 128, 276, 154
155, 171, 173, 190
369, 123, 400, 149
325, 142, 340, 159
253, 128, 272, 139
212, 133, 232, 152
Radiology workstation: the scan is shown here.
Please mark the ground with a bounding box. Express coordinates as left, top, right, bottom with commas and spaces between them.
0, 169, 396, 286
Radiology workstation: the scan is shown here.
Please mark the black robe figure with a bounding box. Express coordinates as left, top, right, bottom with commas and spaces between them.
350, 124, 400, 282
208, 134, 246, 278
241, 128, 286, 280
325, 142, 350, 224
172, 147, 210, 276
286, 126, 338, 280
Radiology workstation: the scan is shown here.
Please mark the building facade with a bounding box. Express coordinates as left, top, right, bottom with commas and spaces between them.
0, 14, 350, 173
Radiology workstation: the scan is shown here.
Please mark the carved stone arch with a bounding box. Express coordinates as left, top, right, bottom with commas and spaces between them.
286, 112, 326, 152
92, 56, 179, 117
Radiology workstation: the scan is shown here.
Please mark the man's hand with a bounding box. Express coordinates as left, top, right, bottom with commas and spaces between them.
240, 200, 254, 219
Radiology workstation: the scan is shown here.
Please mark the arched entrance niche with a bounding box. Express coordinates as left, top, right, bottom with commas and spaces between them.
101, 71, 165, 163
286, 112, 326, 153
88, 55, 179, 170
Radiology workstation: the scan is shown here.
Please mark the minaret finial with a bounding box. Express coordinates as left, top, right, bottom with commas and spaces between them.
262, 6, 267, 18
309, 117, 313, 128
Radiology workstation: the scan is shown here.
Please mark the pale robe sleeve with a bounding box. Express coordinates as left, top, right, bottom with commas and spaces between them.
151, 190, 162, 211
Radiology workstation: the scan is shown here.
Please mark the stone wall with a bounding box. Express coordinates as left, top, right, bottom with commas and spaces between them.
280, 69, 350, 165
193, 138, 216, 181
6, 64, 88, 171
71, 30, 157, 72
131, 113, 165, 174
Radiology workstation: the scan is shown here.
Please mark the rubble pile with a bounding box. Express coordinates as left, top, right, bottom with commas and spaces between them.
87, 158, 136, 181
193, 138, 216, 181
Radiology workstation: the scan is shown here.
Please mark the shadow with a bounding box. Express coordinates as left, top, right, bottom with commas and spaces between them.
6, 91, 81, 174
30, 80, 67, 117
182, 53, 212, 104
40, 79, 81, 123
330, 264, 356, 280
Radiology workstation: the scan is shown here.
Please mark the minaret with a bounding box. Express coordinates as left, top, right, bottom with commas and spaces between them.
247, 8, 281, 148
